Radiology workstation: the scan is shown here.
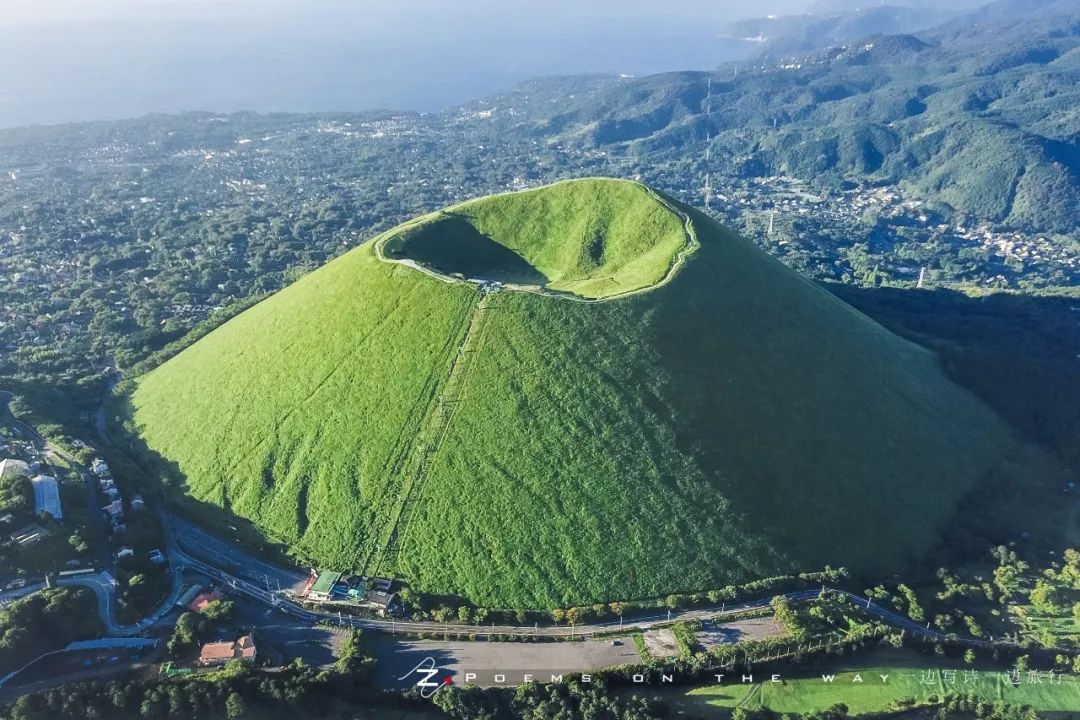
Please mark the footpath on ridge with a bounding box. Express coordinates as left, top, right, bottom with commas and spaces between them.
356, 181, 700, 577
360, 290, 494, 578
372, 179, 700, 304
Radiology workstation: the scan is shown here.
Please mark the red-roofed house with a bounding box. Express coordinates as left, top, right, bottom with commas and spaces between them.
188, 588, 223, 614
198, 635, 257, 666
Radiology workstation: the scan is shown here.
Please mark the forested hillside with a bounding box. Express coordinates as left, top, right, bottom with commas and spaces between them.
529, 8, 1080, 234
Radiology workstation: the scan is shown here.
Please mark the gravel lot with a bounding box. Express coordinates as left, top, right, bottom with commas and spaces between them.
697, 616, 785, 649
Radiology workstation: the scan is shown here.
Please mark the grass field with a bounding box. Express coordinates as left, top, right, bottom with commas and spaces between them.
662, 649, 1080, 716
127, 178, 1052, 608
382, 179, 689, 299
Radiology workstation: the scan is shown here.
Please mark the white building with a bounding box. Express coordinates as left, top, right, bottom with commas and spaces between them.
31, 475, 63, 521
0, 458, 30, 482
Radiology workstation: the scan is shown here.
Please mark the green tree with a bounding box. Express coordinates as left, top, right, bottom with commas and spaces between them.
201, 599, 236, 623
1015, 654, 1030, 673
1030, 580, 1065, 615
167, 612, 203, 657
335, 629, 376, 680
897, 584, 925, 623
68, 532, 89, 554
225, 691, 247, 720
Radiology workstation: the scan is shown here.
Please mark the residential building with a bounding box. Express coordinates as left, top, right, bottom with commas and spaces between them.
307, 570, 342, 602
198, 635, 257, 666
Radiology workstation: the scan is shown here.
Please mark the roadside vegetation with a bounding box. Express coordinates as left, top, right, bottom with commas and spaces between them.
0, 654, 405, 720
0, 587, 100, 675
167, 600, 237, 660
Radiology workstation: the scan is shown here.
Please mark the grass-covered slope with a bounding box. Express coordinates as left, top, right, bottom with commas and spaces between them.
128, 241, 478, 558
383, 179, 689, 299
129, 178, 1031, 608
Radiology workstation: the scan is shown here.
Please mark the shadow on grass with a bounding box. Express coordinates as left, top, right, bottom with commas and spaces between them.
827, 284, 1080, 572
826, 285, 1080, 472
386, 213, 548, 286
105, 281, 1080, 603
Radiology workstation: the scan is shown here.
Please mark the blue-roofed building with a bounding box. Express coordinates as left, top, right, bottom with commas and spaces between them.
65, 638, 158, 651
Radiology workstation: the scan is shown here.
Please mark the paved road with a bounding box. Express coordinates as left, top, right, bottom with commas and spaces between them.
172, 515, 308, 593
375, 634, 642, 688
0, 502, 992, 646
92, 373, 119, 446
0, 580, 46, 605
56, 570, 184, 636
52, 448, 114, 575
1, 392, 1013, 654
0, 391, 45, 447
0, 569, 178, 637
175, 550, 965, 644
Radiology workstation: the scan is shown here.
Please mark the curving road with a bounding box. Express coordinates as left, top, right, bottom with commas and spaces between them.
169, 539, 988, 646
4, 389, 1002, 648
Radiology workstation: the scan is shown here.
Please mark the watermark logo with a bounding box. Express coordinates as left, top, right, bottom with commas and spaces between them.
398, 657, 453, 698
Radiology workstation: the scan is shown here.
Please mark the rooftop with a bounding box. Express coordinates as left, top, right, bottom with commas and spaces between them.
198, 635, 256, 664
31, 475, 62, 521
309, 570, 342, 597
188, 588, 223, 613
0, 458, 30, 481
